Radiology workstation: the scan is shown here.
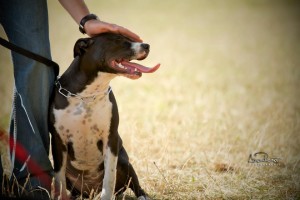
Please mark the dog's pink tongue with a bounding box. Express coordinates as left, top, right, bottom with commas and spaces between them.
121, 61, 160, 73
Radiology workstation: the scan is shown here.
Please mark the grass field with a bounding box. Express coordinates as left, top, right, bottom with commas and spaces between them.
1, 0, 300, 199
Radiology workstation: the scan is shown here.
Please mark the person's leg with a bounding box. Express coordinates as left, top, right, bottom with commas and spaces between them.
0, 0, 55, 198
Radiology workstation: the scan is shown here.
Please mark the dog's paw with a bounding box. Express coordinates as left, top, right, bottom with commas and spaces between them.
137, 196, 151, 200
98, 191, 115, 200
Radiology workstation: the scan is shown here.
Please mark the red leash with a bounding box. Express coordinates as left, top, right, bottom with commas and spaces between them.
0, 128, 52, 188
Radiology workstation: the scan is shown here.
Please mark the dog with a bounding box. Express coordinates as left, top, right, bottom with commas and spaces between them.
49, 33, 160, 200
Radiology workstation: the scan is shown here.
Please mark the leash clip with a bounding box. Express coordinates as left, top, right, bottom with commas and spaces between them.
55, 80, 73, 99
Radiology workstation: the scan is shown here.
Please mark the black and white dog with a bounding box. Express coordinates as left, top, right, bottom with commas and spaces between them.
49, 33, 160, 200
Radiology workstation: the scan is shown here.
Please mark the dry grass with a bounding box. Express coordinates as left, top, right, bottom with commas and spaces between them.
1, 0, 300, 199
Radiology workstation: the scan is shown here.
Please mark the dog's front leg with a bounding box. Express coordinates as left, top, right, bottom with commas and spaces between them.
99, 145, 118, 200
51, 132, 69, 200
54, 151, 68, 200
96, 92, 119, 200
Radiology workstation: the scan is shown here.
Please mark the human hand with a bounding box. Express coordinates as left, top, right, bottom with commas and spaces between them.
84, 19, 143, 42
58, 0, 142, 42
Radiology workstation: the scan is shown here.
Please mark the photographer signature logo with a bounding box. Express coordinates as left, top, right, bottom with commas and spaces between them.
248, 152, 280, 166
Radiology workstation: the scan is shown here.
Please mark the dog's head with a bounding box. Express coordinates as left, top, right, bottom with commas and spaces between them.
73, 33, 160, 79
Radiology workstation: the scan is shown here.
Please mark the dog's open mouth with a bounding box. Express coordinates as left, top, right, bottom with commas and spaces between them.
111, 60, 160, 79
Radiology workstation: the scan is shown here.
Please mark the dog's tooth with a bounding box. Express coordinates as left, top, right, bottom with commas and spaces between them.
117, 63, 125, 69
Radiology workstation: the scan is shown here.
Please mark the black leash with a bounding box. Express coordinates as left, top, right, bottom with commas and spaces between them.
0, 37, 59, 78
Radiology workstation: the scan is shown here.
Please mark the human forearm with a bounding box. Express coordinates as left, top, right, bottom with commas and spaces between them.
58, 0, 89, 24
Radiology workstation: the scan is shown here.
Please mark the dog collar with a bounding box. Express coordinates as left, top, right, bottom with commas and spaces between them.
55, 79, 112, 103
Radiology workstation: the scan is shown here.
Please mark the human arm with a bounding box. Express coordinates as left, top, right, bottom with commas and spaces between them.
58, 0, 142, 42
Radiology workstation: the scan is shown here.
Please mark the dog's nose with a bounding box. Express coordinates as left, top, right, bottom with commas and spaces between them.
141, 43, 150, 50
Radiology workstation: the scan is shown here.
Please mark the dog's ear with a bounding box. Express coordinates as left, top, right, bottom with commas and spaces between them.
73, 38, 94, 58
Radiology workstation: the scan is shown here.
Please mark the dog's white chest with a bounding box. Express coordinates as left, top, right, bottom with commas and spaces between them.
54, 96, 111, 167
53, 73, 115, 171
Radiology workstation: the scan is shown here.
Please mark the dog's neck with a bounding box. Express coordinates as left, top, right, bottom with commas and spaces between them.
58, 56, 115, 95
79, 72, 115, 98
